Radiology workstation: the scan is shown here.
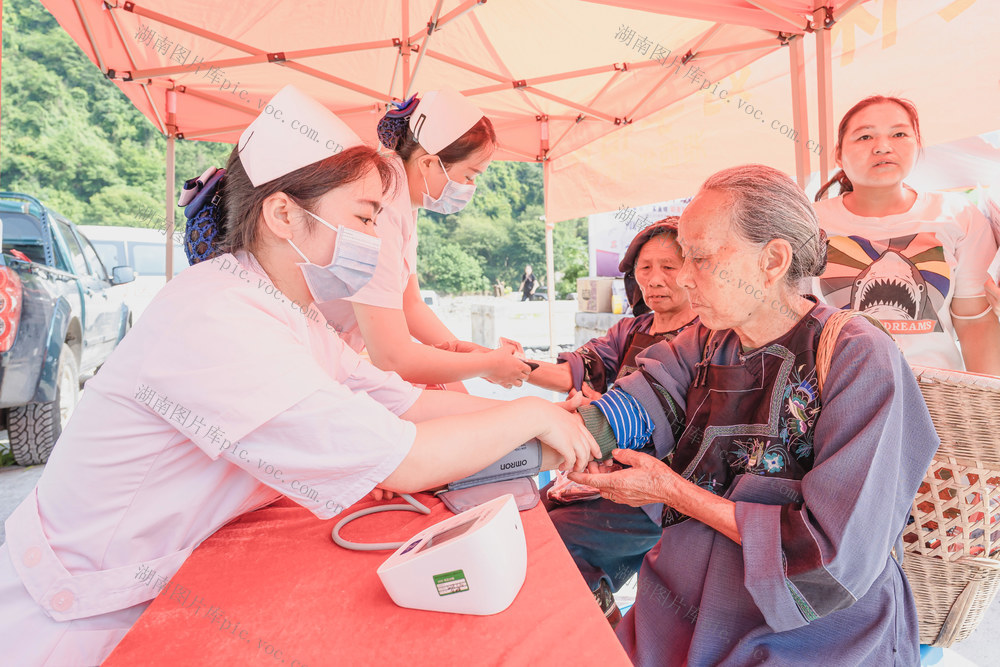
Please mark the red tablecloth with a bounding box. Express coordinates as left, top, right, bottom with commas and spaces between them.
104, 494, 631, 666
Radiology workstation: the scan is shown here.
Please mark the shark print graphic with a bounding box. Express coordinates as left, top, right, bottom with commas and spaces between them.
819, 233, 950, 335
852, 251, 929, 320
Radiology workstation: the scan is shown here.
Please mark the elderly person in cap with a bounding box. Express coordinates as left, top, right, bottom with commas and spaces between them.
568, 165, 937, 665
528, 218, 697, 397
530, 218, 698, 626
0, 86, 598, 666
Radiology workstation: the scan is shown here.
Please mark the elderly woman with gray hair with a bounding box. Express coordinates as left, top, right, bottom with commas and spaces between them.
569, 165, 938, 665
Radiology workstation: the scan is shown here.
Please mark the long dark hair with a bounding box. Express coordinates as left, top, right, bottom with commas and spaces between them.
814, 95, 921, 202
220, 145, 397, 254
377, 96, 496, 167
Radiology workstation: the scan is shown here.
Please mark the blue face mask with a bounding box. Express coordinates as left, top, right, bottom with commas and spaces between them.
422, 157, 476, 215
287, 210, 380, 302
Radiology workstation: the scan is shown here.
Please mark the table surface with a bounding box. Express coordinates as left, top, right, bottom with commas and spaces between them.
104, 493, 631, 666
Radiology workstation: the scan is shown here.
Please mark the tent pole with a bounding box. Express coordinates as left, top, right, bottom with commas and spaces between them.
129, 40, 395, 80
746, 0, 811, 32
814, 8, 835, 186
788, 37, 810, 188
406, 0, 482, 43
403, 0, 444, 99
401, 0, 411, 96
165, 135, 175, 281
105, 9, 166, 134
696, 39, 790, 59
165, 90, 177, 281
545, 218, 556, 360
540, 122, 556, 360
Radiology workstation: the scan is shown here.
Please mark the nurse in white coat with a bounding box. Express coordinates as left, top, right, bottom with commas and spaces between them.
0, 86, 598, 666
320, 88, 532, 389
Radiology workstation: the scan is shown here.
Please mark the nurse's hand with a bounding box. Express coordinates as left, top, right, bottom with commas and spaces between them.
368, 487, 397, 502
563, 384, 602, 408
433, 339, 492, 354
484, 348, 532, 388
556, 391, 586, 412
531, 399, 601, 472
498, 337, 525, 357
985, 277, 1000, 317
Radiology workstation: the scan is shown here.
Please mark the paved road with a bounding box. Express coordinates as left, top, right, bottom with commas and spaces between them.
0, 451, 43, 544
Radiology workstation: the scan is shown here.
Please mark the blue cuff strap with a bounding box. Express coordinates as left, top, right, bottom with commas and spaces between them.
593, 388, 653, 450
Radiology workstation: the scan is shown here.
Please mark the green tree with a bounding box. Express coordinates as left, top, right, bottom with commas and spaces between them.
1, 0, 231, 221
1, 0, 589, 294
554, 217, 588, 298
418, 242, 488, 294
88, 185, 163, 227
450, 214, 511, 276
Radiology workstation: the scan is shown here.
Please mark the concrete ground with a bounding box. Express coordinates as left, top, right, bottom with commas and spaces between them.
0, 296, 995, 664
0, 443, 43, 544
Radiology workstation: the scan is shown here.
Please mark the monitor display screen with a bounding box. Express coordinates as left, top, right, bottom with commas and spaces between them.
419, 518, 477, 552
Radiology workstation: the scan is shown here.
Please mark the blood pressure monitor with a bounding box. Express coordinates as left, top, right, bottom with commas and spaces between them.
377, 494, 526, 615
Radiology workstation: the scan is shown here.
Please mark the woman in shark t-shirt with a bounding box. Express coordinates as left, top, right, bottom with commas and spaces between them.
811, 95, 1000, 373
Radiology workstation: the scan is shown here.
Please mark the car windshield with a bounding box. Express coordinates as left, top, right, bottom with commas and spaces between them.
89, 240, 126, 273
130, 242, 188, 276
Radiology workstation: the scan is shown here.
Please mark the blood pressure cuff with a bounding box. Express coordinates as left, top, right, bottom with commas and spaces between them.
447, 440, 542, 491
438, 477, 539, 514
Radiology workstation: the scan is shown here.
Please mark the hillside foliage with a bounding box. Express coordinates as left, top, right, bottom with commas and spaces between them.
0, 0, 587, 294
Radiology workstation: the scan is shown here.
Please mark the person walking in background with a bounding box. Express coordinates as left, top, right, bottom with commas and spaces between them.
520, 264, 537, 301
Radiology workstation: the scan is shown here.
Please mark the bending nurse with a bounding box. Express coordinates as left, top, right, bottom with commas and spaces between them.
0, 86, 598, 666
321, 88, 532, 389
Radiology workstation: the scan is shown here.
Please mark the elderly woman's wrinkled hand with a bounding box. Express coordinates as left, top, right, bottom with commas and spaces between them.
568, 448, 677, 507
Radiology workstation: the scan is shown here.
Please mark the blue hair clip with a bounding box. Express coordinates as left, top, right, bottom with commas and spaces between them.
378, 95, 420, 150
182, 169, 227, 265
386, 94, 419, 118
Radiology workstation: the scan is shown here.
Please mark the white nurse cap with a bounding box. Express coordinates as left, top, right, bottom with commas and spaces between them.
237, 85, 364, 187
408, 87, 485, 155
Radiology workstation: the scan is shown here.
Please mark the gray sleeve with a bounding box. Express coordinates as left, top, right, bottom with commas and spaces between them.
614, 325, 706, 460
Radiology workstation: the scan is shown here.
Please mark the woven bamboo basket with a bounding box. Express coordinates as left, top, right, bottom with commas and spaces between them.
900, 365, 1000, 646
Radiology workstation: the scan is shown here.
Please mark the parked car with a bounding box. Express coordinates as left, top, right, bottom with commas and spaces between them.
0, 193, 134, 465
77, 225, 187, 321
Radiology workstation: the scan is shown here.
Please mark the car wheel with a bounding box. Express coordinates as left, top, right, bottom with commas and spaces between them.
9, 343, 80, 466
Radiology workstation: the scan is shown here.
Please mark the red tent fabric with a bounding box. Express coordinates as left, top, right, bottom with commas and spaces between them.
41, 0, 873, 221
